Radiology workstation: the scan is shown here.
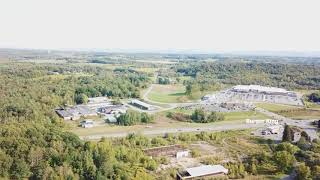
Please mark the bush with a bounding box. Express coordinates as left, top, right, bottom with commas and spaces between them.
296, 163, 311, 180
117, 110, 154, 126
273, 151, 296, 173
191, 109, 225, 123
166, 112, 190, 122
191, 149, 201, 157
74, 93, 88, 104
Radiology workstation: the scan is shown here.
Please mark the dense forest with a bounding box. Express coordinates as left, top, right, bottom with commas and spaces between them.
0, 63, 149, 123
0, 63, 155, 179
175, 62, 320, 90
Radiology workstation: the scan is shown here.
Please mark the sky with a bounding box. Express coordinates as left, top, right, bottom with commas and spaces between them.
0, 0, 319, 52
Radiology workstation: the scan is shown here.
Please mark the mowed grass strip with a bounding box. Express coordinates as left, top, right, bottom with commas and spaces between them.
222, 111, 270, 121
255, 103, 301, 112
256, 102, 320, 119
147, 84, 187, 103
279, 109, 320, 120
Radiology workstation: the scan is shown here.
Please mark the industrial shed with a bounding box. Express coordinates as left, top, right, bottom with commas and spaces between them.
177, 165, 228, 180
130, 99, 153, 110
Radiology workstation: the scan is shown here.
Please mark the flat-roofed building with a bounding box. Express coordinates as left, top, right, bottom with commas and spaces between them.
232, 85, 295, 96
130, 99, 153, 110
55, 106, 97, 120
177, 165, 228, 180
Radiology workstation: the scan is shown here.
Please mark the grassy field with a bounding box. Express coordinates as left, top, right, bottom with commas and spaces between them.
256, 102, 320, 119
131, 67, 159, 73
147, 84, 188, 103
279, 109, 320, 120
255, 103, 302, 112
222, 111, 270, 121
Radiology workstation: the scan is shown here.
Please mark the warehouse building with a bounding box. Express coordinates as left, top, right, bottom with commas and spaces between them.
177, 165, 228, 180
232, 85, 296, 97
55, 106, 97, 120
130, 99, 153, 110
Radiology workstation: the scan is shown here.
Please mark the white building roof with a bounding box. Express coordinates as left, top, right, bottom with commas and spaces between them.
131, 99, 152, 108
104, 114, 117, 123
186, 165, 228, 177
233, 85, 289, 93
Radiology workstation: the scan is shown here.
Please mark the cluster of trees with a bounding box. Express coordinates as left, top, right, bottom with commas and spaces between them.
73, 69, 149, 104
0, 63, 150, 123
166, 112, 190, 122
117, 110, 154, 126
184, 74, 222, 99
157, 76, 170, 84
191, 109, 225, 123
175, 62, 320, 90
308, 91, 320, 103
167, 109, 225, 123
256, 136, 320, 180
0, 63, 156, 179
0, 123, 159, 179
243, 124, 319, 179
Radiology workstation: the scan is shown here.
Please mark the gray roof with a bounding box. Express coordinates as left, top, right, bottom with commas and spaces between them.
131, 99, 152, 108
186, 165, 228, 177
56, 106, 96, 118
104, 114, 117, 123
56, 109, 73, 117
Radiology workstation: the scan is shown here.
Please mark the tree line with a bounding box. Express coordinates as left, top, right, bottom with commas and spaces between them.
175, 61, 320, 90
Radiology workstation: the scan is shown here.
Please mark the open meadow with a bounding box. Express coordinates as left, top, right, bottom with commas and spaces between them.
147, 84, 188, 103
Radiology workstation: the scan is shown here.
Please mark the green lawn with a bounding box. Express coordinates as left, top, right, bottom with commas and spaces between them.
222, 111, 270, 121
255, 103, 301, 112
147, 84, 188, 103
255, 102, 320, 119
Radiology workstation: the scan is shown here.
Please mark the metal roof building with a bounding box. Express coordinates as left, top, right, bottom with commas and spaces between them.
130, 99, 153, 110
232, 85, 289, 94
177, 165, 228, 180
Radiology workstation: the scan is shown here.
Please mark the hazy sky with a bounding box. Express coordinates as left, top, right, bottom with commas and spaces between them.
0, 0, 319, 52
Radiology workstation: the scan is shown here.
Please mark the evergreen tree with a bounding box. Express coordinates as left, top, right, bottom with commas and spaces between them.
282, 124, 294, 142
301, 131, 311, 142
191, 109, 206, 123
249, 158, 258, 175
